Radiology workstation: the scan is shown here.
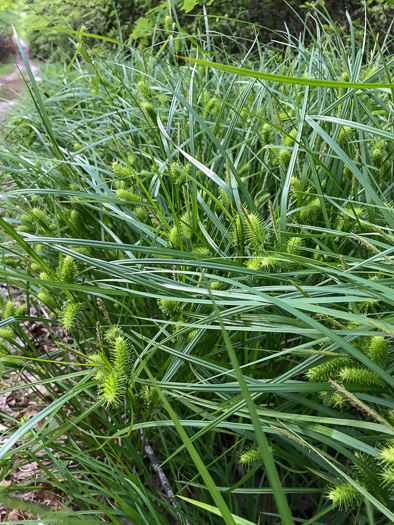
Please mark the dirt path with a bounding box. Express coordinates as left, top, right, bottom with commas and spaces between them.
0, 38, 40, 125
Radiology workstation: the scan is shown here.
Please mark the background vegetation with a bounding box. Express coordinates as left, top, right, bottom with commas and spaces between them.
0, 0, 394, 524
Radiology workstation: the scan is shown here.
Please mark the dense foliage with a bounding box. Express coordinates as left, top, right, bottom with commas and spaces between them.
0, 6, 394, 524
14, 0, 394, 59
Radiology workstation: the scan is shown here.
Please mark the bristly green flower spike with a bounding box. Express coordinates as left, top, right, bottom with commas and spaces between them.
239, 447, 263, 468
61, 302, 82, 332
379, 444, 394, 466
244, 212, 266, 251
327, 483, 360, 508
58, 255, 78, 284
2, 301, 15, 319
138, 81, 153, 102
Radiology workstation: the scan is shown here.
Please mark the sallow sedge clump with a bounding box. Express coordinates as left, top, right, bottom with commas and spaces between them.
0, 5, 393, 525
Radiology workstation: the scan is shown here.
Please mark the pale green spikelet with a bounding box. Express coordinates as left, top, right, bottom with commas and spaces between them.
134, 206, 149, 223
239, 447, 263, 468
341, 72, 349, 82
337, 126, 352, 147
164, 15, 172, 32
289, 176, 302, 199
0, 329, 15, 342
371, 141, 386, 168
211, 281, 225, 290
173, 36, 181, 54
231, 215, 245, 248
141, 102, 157, 126
380, 444, 394, 466
168, 225, 182, 248
116, 188, 142, 203
89, 353, 109, 381
58, 256, 78, 284
339, 367, 384, 387
138, 81, 153, 102
284, 128, 297, 147
97, 297, 111, 322
100, 369, 125, 406
343, 164, 353, 181
244, 213, 266, 251
37, 293, 58, 313
298, 198, 322, 224
219, 187, 232, 207
192, 245, 210, 256
76, 42, 92, 65
380, 467, 394, 486
112, 160, 130, 178
61, 302, 82, 332
261, 123, 273, 145
368, 336, 388, 368
168, 162, 187, 185
306, 357, 352, 382
16, 305, 26, 316
105, 326, 121, 342
17, 224, 34, 233
111, 336, 132, 378
2, 301, 15, 319
279, 148, 291, 169
247, 256, 282, 273
330, 392, 350, 411
327, 482, 360, 508
287, 236, 303, 255
159, 298, 178, 316
180, 211, 193, 240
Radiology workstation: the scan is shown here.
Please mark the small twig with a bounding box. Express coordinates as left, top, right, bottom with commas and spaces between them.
142, 430, 190, 525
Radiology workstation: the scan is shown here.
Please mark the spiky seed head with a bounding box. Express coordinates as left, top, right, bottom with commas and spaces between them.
231, 215, 245, 248
168, 225, 182, 248
0, 329, 15, 342
37, 293, 58, 313
61, 302, 82, 332
134, 206, 149, 223
239, 448, 263, 467
112, 160, 130, 178
111, 336, 132, 377
337, 126, 352, 147
16, 305, 26, 316
284, 128, 297, 147
138, 81, 153, 102
245, 213, 266, 250
180, 211, 193, 240
339, 367, 384, 387
173, 36, 181, 54
371, 145, 385, 168
380, 467, 394, 486
141, 102, 157, 126
330, 392, 349, 411
76, 42, 92, 64
287, 237, 303, 255
159, 298, 178, 316
368, 336, 388, 368
164, 15, 172, 32
279, 148, 291, 169
262, 123, 272, 144
341, 72, 349, 82
58, 256, 78, 284
2, 301, 15, 319
105, 326, 121, 342
219, 187, 232, 207
192, 245, 210, 256
327, 483, 359, 508
306, 357, 352, 383
116, 188, 142, 202
100, 369, 125, 406
380, 445, 394, 466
